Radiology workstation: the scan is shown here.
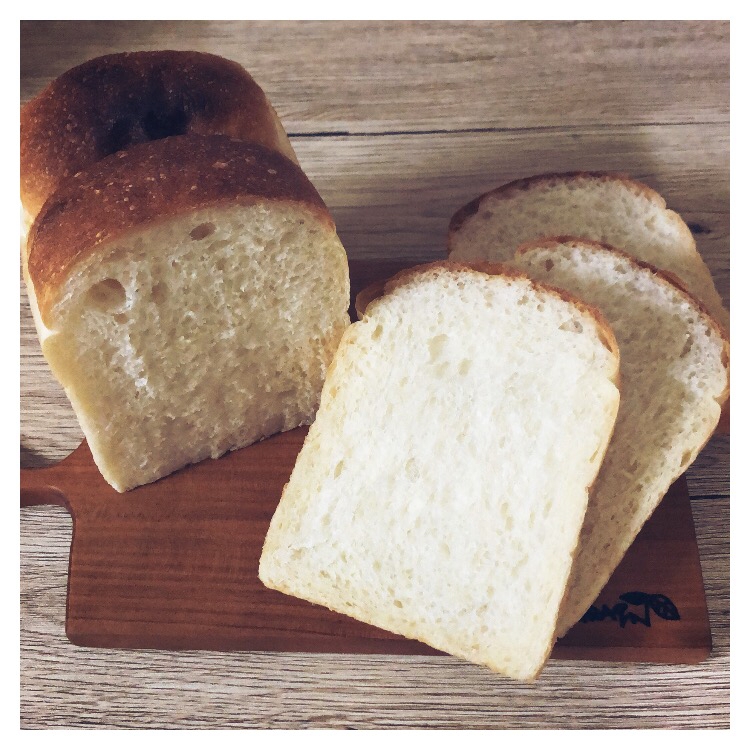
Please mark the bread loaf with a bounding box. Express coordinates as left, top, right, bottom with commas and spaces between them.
512, 239, 729, 635
260, 262, 620, 679
448, 172, 729, 329
20, 50, 297, 229
25, 135, 349, 492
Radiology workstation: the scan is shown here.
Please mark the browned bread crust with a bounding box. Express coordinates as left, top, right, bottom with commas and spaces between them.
447, 171, 664, 239
27, 135, 333, 323
515, 237, 730, 399
356, 260, 620, 362
20, 50, 297, 218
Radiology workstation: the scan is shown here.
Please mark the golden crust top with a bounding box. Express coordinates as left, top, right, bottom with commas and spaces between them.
27, 134, 333, 321
357, 259, 621, 364
20, 50, 296, 217
514, 236, 730, 405
447, 172, 665, 238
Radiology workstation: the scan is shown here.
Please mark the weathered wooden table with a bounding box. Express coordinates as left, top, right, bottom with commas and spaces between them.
20, 20, 729, 729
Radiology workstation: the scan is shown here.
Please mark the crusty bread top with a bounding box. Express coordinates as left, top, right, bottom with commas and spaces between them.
27, 134, 333, 324
448, 171, 671, 237
20, 50, 297, 217
357, 260, 619, 362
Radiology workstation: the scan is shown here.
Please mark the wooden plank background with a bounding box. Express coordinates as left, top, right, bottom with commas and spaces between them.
20, 20, 730, 729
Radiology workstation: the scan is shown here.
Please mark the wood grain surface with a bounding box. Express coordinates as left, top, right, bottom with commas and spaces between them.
20, 20, 730, 729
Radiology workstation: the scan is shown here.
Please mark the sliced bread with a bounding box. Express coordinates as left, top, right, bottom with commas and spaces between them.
447, 172, 728, 329
259, 262, 621, 679
25, 135, 350, 491
512, 239, 729, 635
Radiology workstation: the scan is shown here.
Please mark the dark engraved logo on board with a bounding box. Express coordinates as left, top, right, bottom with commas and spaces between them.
579, 592, 680, 628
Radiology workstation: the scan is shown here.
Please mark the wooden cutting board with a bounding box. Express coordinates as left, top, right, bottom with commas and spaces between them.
20, 259, 711, 663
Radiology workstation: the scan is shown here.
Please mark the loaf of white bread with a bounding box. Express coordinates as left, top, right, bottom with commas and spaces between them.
512, 239, 729, 635
24, 135, 349, 491
22, 52, 350, 492
260, 263, 621, 680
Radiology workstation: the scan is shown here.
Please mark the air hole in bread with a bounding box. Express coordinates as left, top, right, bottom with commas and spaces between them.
544, 258, 555, 272
428, 334, 448, 362
190, 222, 216, 241
404, 458, 418, 481
333, 460, 344, 479
150, 282, 167, 305
107, 247, 128, 264
559, 319, 584, 334
394, 599, 403, 608
86, 278, 126, 312
680, 335, 693, 358
371, 324, 383, 341
680, 450, 693, 469
435, 362, 449, 377
458, 358, 472, 376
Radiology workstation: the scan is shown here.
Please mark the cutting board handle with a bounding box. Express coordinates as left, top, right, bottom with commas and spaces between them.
20, 443, 86, 510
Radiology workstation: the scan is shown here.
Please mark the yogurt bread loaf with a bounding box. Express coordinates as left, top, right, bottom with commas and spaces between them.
260, 262, 621, 680
512, 239, 729, 635
447, 172, 729, 329
25, 135, 349, 491
20, 50, 297, 231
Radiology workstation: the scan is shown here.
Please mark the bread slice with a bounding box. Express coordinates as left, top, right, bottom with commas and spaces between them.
25, 135, 350, 492
512, 239, 729, 635
259, 262, 621, 680
447, 172, 728, 329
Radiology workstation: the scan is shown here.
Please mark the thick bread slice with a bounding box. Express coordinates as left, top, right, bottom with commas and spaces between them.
512, 240, 729, 635
25, 135, 350, 492
260, 262, 620, 680
447, 172, 729, 329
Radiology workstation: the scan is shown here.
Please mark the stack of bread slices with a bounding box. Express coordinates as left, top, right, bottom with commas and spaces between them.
259, 173, 729, 680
